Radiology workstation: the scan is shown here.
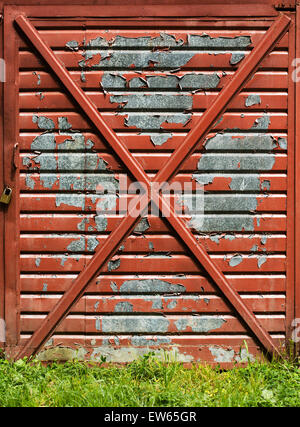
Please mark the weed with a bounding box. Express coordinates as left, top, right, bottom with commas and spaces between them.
0, 353, 299, 407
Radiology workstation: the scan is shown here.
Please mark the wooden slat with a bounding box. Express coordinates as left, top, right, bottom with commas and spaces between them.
20, 274, 287, 294
19, 254, 286, 273
18, 133, 289, 153
20, 314, 286, 334
20, 213, 287, 233
19, 193, 287, 213
20, 294, 286, 314
19, 91, 288, 111
17, 29, 289, 49
19, 112, 288, 131
19, 233, 286, 253
19, 70, 289, 91
19, 50, 288, 70
19, 152, 288, 172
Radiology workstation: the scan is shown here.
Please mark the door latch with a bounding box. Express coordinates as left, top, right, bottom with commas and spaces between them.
0, 187, 12, 205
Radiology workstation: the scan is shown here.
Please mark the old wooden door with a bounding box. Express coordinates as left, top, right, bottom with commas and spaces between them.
1, 2, 297, 365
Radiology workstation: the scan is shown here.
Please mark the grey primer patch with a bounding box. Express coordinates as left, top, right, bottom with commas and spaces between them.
229, 254, 243, 267
42, 283, 48, 292
56, 194, 85, 210
257, 254, 267, 268
94, 215, 108, 232
77, 217, 89, 231
134, 217, 150, 233
209, 346, 234, 363
25, 174, 36, 190
175, 316, 225, 333
35, 257, 41, 267
95, 317, 101, 331
230, 53, 245, 65
110, 281, 119, 293
95, 36, 229, 146
33, 71, 41, 86
278, 137, 287, 149
123, 113, 191, 146
67, 236, 85, 252
204, 132, 276, 151
235, 348, 255, 363
110, 94, 193, 111
261, 180, 270, 191
146, 297, 163, 310
114, 302, 133, 313
66, 40, 79, 51
94, 34, 249, 147
120, 279, 186, 293
191, 114, 275, 233
101, 316, 170, 333
245, 94, 261, 107
87, 237, 99, 252
108, 258, 121, 272
58, 116, 73, 131
31, 133, 56, 151
148, 241, 154, 251
252, 113, 271, 130
188, 34, 251, 49
27, 117, 117, 253
224, 233, 236, 241
60, 255, 68, 266
131, 336, 171, 346
209, 234, 222, 244
166, 300, 178, 309
82, 33, 250, 70
261, 235, 268, 245
32, 115, 55, 131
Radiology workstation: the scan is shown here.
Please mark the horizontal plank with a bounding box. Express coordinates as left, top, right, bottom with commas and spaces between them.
16, 334, 272, 365
20, 213, 287, 233
20, 254, 286, 273
19, 193, 287, 213
20, 274, 286, 294
18, 133, 288, 153
19, 334, 277, 364
19, 233, 286, 254
19, 91, 288, 111
19, 112, 288, 131
20, 294, 285, 314
19, 51, 288, 70
20, 152, 287, 172
19, 71, 289, 91
20, 314, 286, 334
20, 173, 287, 193
18, 30, 289, 49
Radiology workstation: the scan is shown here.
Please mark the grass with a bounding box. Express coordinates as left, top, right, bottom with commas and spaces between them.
0, 351, 299, 407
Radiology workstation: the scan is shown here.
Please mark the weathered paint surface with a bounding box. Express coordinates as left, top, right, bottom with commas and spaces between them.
16, 18, 290, 365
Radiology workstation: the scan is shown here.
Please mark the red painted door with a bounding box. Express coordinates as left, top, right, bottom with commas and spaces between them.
2, 2, 297, 365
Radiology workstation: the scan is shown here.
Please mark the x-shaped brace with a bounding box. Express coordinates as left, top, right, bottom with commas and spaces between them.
15, 13, 290, 360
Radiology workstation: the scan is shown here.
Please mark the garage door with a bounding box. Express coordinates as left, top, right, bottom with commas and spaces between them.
2, 2, 297, 365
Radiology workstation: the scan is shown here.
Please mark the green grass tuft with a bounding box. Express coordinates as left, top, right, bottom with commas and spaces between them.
0, 352, 299, 407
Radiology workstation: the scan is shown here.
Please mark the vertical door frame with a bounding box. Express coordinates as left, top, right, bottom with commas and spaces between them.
295, 4, 300, 350
3, 6, 21, 358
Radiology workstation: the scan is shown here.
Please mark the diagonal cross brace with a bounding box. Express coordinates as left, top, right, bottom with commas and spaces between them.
15, 14, 290, 360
